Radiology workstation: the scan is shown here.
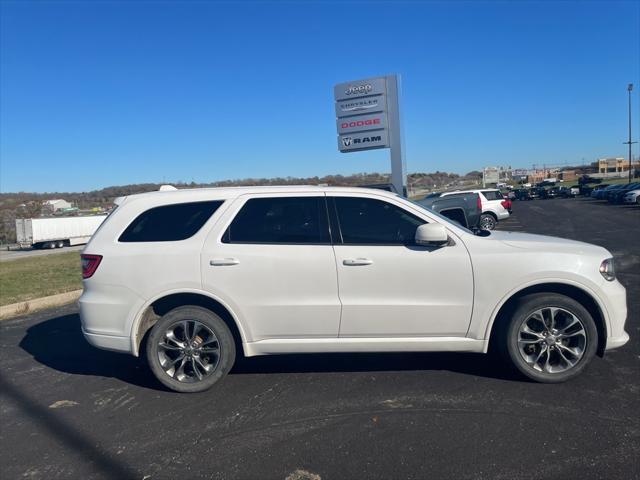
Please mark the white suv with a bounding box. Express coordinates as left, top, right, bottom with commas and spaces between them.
441, 189, 509, 230
80, 186, 628, 392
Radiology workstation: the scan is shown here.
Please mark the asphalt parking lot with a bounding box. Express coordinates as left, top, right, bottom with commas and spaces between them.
1, 198, 638, 480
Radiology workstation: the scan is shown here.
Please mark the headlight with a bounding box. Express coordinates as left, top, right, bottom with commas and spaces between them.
599, 258, 616, 281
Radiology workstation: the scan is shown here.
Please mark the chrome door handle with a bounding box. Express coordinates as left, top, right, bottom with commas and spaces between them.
343, 258, 373, 266
210, 258, 240, 266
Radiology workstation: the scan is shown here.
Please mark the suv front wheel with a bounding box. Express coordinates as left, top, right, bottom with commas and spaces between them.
146, 306, 236, 393
501, 293, 597, 383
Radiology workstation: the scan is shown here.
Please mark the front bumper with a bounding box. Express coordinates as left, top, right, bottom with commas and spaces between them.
606, 332, 630, 350
601, 279, 629, 352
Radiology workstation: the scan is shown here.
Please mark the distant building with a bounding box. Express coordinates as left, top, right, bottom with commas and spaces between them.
43, 199, 72, 212
597, 157, 638, 174
558, 170, 577, 181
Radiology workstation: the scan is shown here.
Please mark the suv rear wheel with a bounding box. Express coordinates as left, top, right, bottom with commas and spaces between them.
479, 213, 497, 230
146, 306, 236, 393
501, 293, 597, 383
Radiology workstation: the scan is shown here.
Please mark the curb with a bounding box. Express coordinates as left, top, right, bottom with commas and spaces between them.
0, 290, 82, 320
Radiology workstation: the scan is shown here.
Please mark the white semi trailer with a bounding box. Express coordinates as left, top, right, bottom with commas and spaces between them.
15, 216, 107, 249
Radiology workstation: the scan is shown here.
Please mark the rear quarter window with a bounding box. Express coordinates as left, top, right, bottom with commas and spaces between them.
481, 190, 503, 201
119, 200, 223, 242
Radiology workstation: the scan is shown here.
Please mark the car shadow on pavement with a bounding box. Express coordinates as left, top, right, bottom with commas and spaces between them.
19, 314, 522, 387
18, 313, 160, 390
231, 351, 520, 381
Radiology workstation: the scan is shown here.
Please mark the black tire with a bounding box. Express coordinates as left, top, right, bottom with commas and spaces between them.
146, 306, 236, 393
479, 213, 497, 230
499, 293, 597, 383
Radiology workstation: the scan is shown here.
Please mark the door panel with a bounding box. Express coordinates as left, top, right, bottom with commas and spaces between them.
201, 194, 341, 341
331, 195, 473, 337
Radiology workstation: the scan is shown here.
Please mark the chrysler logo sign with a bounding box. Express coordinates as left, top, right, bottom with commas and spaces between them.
344, 84, 373, 96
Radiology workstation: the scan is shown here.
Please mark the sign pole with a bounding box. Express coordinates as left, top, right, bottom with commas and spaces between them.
386, 75, 406, 196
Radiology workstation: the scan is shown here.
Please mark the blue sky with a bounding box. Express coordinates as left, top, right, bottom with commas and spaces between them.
1, 0, 638, 192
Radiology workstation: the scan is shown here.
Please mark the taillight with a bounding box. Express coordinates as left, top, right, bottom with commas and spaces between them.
501, 200, 508, 208
81, 254, 102, 279
476, 196, 482, 211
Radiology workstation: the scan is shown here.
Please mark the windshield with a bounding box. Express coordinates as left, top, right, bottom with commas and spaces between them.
408, 199, 474, 235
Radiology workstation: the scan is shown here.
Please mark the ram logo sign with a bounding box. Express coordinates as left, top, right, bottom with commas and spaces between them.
337, 131, 388, 152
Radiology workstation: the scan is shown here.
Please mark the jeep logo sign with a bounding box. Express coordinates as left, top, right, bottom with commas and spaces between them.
334, 77, 386, 101
344, 83, 372, 96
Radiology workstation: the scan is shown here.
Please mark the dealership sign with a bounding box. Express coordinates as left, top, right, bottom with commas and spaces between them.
334, 77, 392, 152
333, 75, 405, 194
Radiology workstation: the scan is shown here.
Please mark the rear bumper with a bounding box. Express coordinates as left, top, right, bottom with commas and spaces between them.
82, 329, 132, 353
79, 283, 144, 355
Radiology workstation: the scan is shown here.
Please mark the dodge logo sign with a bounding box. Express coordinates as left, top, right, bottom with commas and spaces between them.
340, 118, 381, 129
341, 137, 353, 147
344, 84, 372, 96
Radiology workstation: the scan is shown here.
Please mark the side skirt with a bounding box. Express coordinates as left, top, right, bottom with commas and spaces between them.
243, 337, 487, 357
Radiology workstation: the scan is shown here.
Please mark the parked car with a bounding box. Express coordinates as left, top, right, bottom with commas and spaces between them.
557, 187, 578, 198
515, 188, 536, 201
622, 189, 640, 204
579, 184, 598, 196
586, 184, 608, 198
536, 187, 558, 199
608, 183, 640, 204
417, 192, 481, 230
602, 185, 628, 202
440, 189, 509, 230
594, 184, 624, 200
80, 186, 629, 392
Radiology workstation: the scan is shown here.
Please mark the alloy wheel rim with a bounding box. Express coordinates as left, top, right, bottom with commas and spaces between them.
517, 307, 587, 374
158, 320, 220, 383
480, 217, 495, 230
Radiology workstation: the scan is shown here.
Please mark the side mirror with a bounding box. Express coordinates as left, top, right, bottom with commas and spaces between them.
415, 223, 448, 246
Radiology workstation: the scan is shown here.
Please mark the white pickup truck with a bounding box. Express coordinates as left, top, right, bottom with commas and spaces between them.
16, 216, 107, 249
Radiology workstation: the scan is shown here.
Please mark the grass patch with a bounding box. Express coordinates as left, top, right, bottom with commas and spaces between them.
0, 252, 82, 306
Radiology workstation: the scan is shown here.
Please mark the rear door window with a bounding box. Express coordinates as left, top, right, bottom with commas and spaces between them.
119, 201, 223, 242
223, 197, 330, 244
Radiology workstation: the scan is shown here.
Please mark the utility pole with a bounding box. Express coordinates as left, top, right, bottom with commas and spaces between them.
624, 84, 636, 183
